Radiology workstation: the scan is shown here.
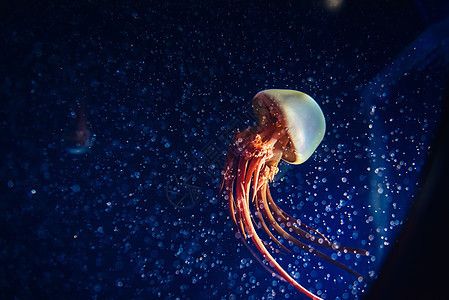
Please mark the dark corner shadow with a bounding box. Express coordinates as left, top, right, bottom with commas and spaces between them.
364, 81, 449, 299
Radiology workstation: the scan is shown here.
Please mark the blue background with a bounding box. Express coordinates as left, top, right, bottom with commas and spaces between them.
1, 1, 449, 299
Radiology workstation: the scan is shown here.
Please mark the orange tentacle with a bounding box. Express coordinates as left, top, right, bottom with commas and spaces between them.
237, 181, 322, 300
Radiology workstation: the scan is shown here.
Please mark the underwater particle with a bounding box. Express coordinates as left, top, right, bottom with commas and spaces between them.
71, 184, 81, 192
221, 89, 368, 300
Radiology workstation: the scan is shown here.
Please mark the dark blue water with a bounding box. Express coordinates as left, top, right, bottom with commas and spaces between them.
1, 1, 449, 299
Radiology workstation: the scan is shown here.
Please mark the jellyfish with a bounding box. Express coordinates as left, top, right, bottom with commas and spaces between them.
221, 89, 368, 300
65, 101, 95, 155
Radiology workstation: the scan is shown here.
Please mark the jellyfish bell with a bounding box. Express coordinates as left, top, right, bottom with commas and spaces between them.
252, 89, 326, 164
222, 89, 367, 300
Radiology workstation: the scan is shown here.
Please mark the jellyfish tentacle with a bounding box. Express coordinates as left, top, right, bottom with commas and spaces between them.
223, 150, 247, 239
227, 182, 244, 238
251, 156, 265, 204
228, 187, 247, 240
237, 154, 267, 240
234, 132, 270, 237
265, 187, 333, 248
239, 232, 286, 281
244, 156, 261, 203
240, 156, 284, 253
235, 155, 251, 238
225, 174, 238, 226
300, 222, 332, 246
252, 172, 293, 254
240, 150, 289, 253
228, 186, 238, 225
258, 183, 363, 277
265, 187, 328, 242
266, 187, 366, 253
265, 188, 369, 256
236, 178, 322, 300
254, 203, 291, 253
254, 190, 291, 252
331, 244, 370, 256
